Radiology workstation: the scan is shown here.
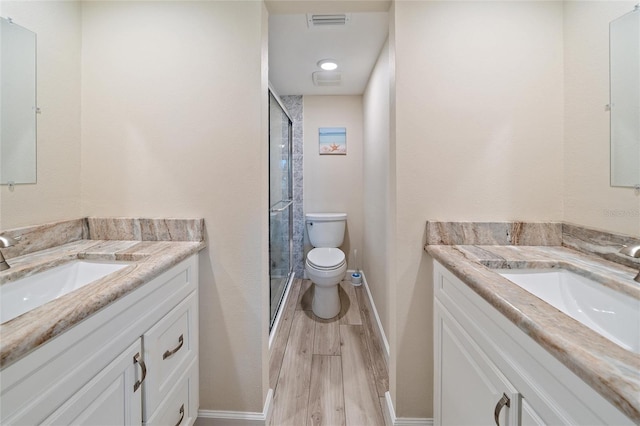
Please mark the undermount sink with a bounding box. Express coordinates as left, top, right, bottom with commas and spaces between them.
1, 260, 130, 324
495, 268, 640, 354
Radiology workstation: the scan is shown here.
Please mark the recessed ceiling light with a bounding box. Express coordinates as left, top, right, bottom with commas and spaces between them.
318, 59, 338, 71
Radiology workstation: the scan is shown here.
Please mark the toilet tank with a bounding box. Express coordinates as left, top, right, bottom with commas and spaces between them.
306, 213, 347, 248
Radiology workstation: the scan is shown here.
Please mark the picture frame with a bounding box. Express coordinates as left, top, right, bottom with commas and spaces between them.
319, 127, 346, 155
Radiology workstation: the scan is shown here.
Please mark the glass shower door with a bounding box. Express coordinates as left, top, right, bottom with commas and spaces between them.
269, 90, 293, 330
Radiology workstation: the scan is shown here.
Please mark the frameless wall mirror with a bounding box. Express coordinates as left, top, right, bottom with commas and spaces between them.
610, 6, 640, 188
1, 17, 37, 185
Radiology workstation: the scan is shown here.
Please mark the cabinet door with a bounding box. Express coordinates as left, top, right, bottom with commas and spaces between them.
42, 339, 143, 426
435, 301, 520, 426
521, 400, 546, 426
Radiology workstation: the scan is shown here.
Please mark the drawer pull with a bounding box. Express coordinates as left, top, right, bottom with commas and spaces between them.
133, 352, 147, 392
163, 334, 184, 360
494, 393, 511, 426
175, 404, 185, 426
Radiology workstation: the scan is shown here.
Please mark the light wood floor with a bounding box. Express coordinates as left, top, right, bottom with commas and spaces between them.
269, 279, 390, 426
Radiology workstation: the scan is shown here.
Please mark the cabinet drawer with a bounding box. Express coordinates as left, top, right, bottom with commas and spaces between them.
143, 291, 198, 418
145, 358, 198, 426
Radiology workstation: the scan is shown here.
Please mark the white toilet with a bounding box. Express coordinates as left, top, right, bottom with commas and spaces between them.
305, 213, 348, 319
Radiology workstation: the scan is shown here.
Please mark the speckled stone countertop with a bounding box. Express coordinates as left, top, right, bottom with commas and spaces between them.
0, 218, 206, 368
425, 221, 640, 422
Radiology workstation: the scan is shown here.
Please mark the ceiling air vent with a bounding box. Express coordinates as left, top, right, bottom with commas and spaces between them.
312, 71, 342, 87
306, 13, 351, 28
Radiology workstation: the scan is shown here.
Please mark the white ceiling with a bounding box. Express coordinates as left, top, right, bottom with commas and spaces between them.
268, 10, 389, 96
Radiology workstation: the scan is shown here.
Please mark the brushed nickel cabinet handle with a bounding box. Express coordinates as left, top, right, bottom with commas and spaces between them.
494, 393, 511, 425
133, 352, 147, 392
163, 334, 184, 360
174, 404, 185, 426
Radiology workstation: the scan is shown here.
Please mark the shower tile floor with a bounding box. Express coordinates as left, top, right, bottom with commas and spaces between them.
269, 279, 390, 426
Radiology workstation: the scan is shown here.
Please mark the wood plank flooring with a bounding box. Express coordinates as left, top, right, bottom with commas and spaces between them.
270, 279, 389, 426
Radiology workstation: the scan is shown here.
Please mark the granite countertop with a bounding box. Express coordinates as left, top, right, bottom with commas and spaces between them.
425, 222, 640, 422
0, 218, 206, 369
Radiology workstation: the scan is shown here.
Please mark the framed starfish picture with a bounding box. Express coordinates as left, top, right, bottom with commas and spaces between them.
319, 127, 346, 155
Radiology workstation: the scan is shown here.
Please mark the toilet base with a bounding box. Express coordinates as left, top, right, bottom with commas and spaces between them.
312, 284, 340, 319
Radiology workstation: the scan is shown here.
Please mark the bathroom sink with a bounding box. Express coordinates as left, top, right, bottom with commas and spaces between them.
1, 260, 130, 324
495, 268, 640, 354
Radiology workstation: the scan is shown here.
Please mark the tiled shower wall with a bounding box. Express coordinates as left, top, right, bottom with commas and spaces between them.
270, 96, 292, 279
280, 95, 304, 278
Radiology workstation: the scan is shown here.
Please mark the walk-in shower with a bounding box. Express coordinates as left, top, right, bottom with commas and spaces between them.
269, 89, 294, 330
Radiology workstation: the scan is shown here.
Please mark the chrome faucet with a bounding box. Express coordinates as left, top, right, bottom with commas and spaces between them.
0, 235, 21, 271
619, 245, 640, 282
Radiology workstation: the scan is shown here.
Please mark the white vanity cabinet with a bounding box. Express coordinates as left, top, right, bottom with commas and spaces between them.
0, 255, 199, 426
433, 261, 632, 426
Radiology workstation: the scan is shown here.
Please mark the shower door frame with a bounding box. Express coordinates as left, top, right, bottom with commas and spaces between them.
268, 87, 294, 332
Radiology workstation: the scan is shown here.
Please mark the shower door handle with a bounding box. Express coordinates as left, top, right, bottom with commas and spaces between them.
270, 200, 293, 213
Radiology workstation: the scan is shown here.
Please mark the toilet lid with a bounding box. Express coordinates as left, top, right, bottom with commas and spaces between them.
307, 248, 346, 270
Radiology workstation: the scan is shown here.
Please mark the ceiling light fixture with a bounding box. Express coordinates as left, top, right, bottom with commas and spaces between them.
318, 59, 338, 71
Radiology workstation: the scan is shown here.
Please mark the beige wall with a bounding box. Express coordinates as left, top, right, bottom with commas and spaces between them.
80, 0, 270, 413
303, 96, 364, 269
392, 1, 564, 417
362, 39, 392, 349
3, 1, 639, 422
563, 1, 640, 236
0, 1, 81, 229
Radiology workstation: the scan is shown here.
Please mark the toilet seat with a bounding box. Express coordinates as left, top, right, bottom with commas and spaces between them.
306, 248, 345, 270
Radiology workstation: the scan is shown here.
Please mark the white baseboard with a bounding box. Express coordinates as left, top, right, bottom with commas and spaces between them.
196, 389, 273, 426
347, 269, 391, 362
357, 285, 428, 426
361, 271, 391, 362
384, 392, 433, 426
